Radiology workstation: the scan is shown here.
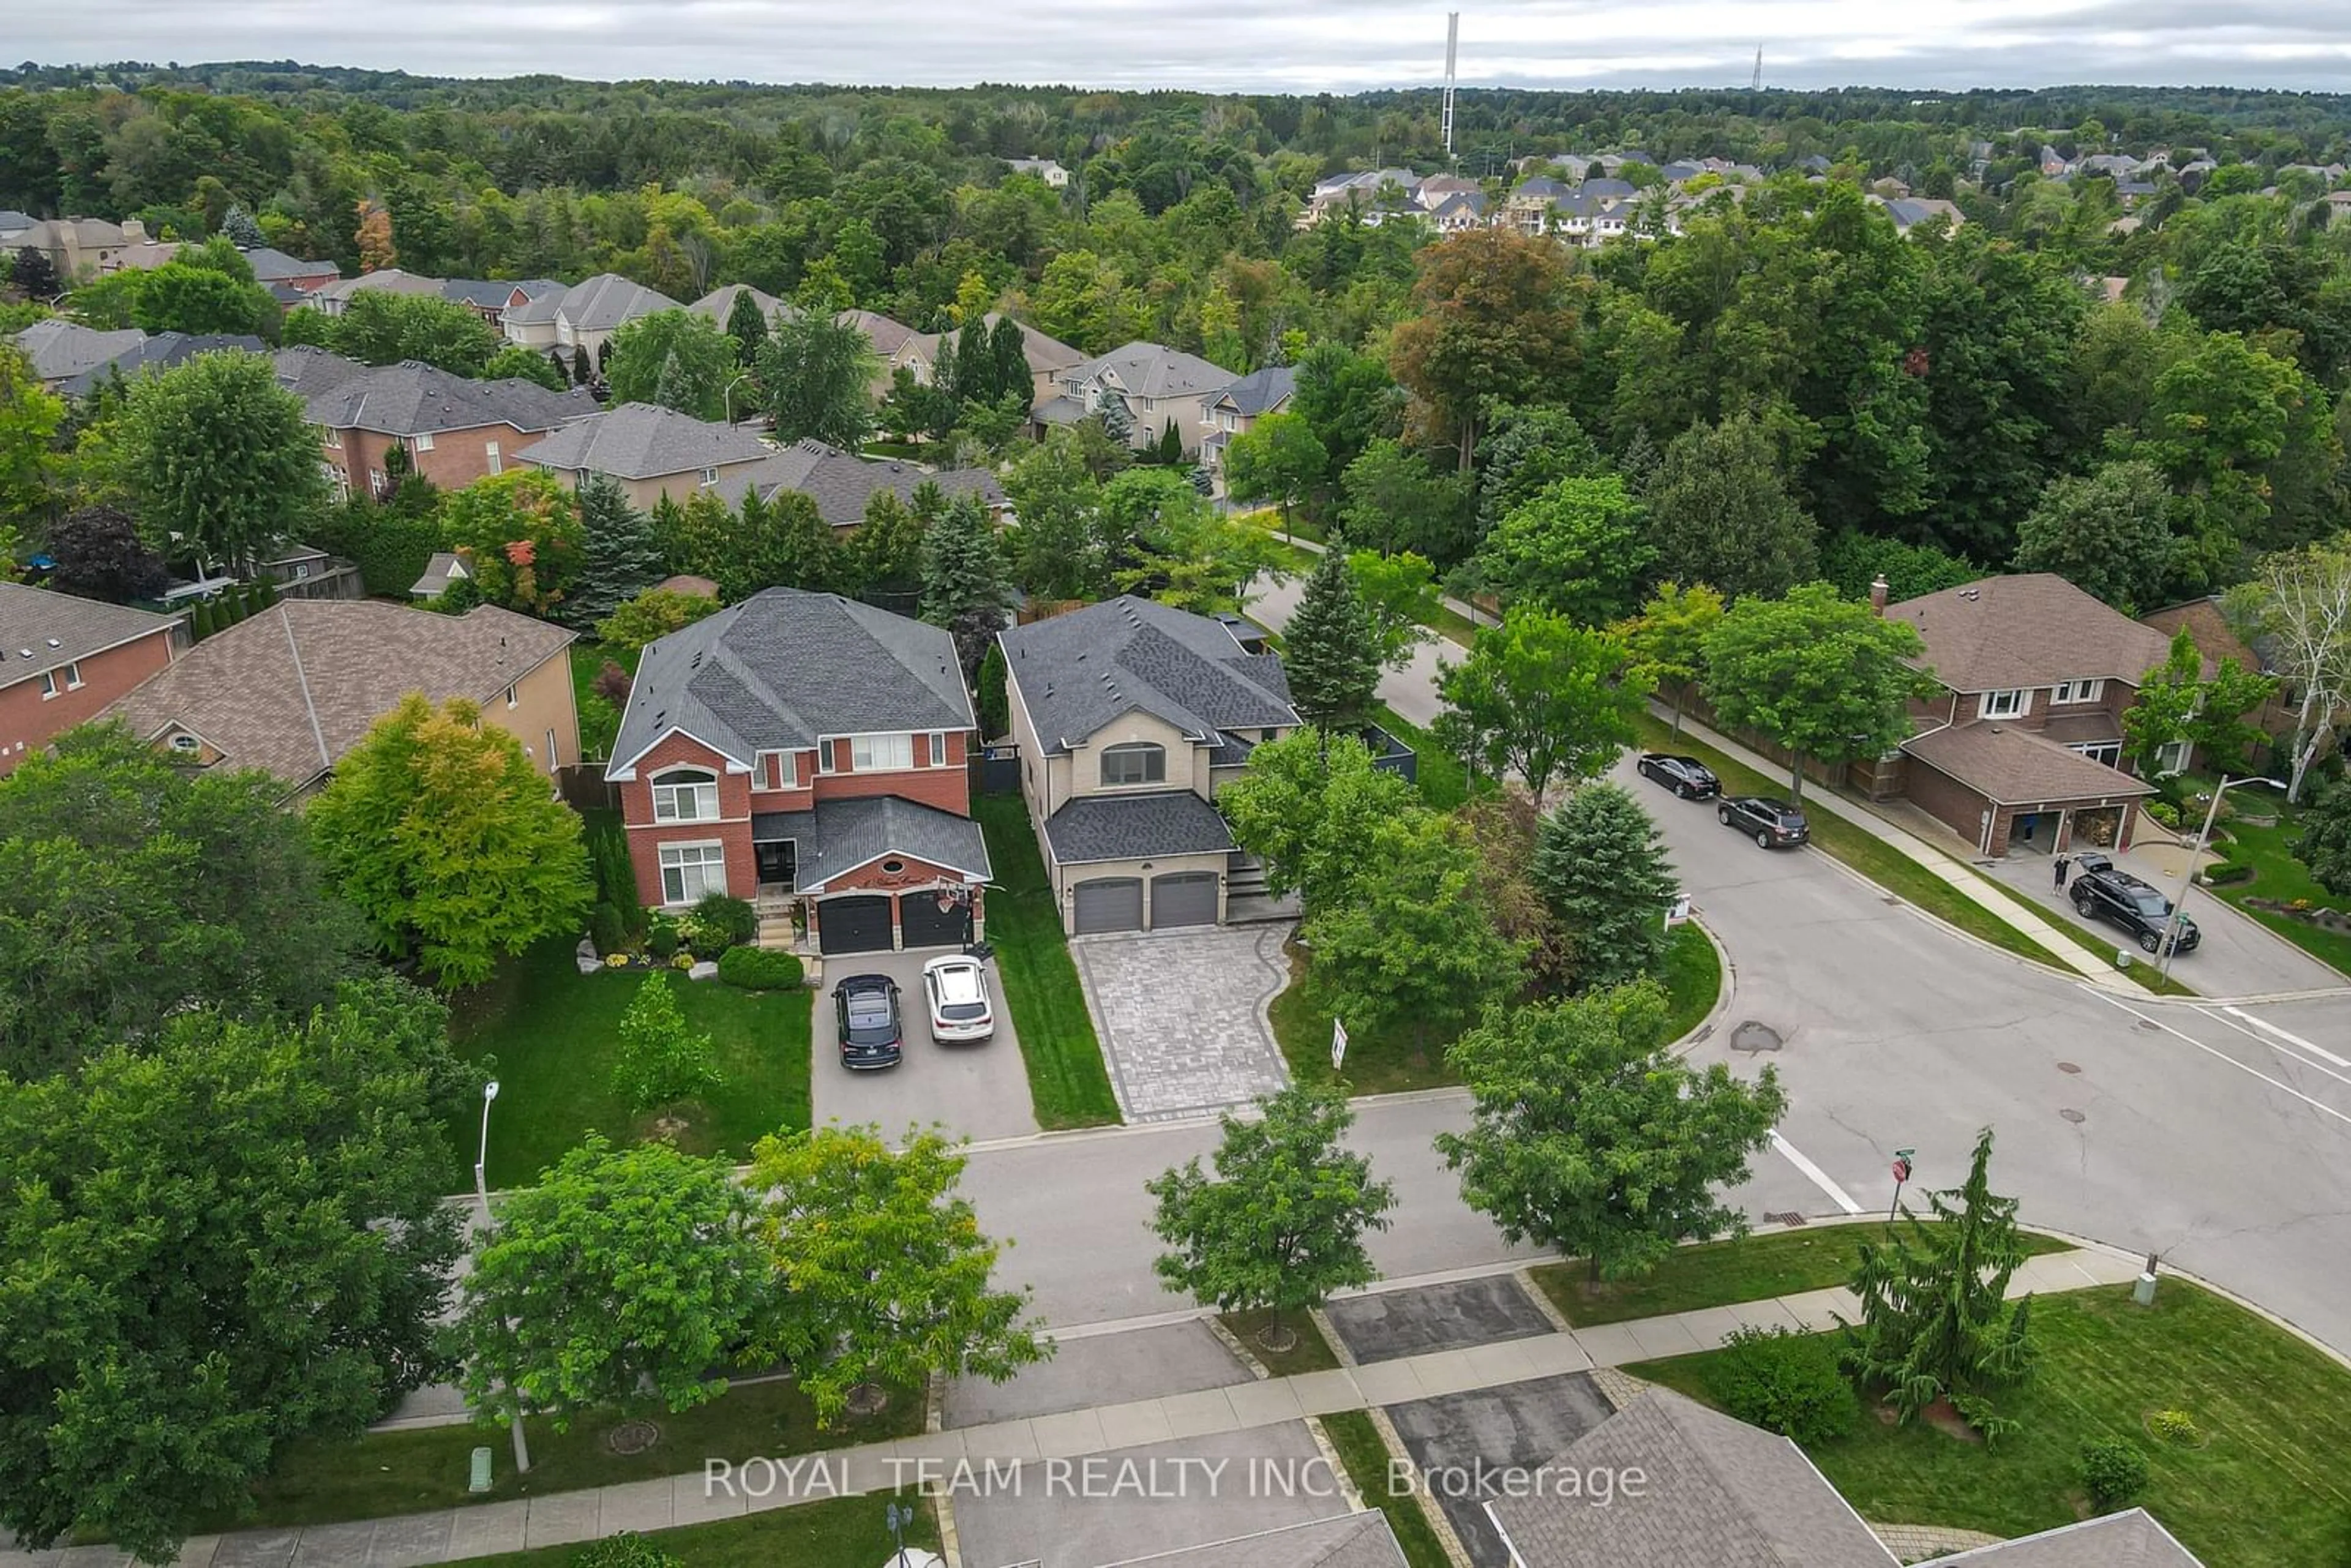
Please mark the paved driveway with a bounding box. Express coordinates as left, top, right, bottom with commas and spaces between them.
810, 949, 1040, 1142
1384, 1373, 1618, 1567
1071, 926, 1292, 1122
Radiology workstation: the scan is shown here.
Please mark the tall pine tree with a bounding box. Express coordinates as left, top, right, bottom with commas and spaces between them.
724, 288, 770, 367
567, 476, 665, 628
1532, 784, 1679, 991
1282, 548, 1379, 733
921, 493, 1015, 670
989, 315, 1032, 407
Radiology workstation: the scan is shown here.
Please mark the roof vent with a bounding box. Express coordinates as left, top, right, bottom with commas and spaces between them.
47, 637, 60, 648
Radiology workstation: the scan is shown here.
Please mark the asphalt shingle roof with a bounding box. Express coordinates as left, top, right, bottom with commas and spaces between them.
688, 283, 790, 327
55, 331, 265, 397
1923, 1509, 2203, 1566
999, 595, 1296, 753
1885, 574, 2186, 692
1903, 721, 2156, 807
441, 277, 561, 310
1093, 1511, 1407, 1567
1041, 790, 1235, 863
13, 318, 147, 381
610, 588, 973, 776
549, 273, 680, 332
301, 360, 598, 437
748, 439, 1006, 528
0, 583, 178, 694
1211, 365, 1297, 418
1485, 1389, 1897, 1568
750, 796, 991, 890
271, 343, 370, 398
1071, 340, 1239, 400
103, 601, 572, 787
518, 402, 771, 479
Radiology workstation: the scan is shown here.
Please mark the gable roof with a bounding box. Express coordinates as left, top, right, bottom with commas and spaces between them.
689, 283, 790, 327
549, 273, 681, 333
442, 277, 562, 311
609, 588, 974, 778
103, 601, 572, 787
983, 312, 1086, 375
1485, 1388, 1897, 1568
311, 268, 444, 306
56, 331, 266, 397
410, 551, 471, 598
1210, 365, 1297, 418
746, 438, 1007, 528
1070, 340, 1239, 401
0, 583, 178, 694
1924, 1509, 2202, 1566
1043, 790, 1235, 864
838, 308, 923, 358
1884, 574, 2185, 693
758, 795, 992, 891
238, 246, 338, 283
1903, 721, 2157, 806
517, 402, 771, 479
997, 595, 1297, 752
13, 318, 147, 381
301, 361, 598, 437
271, 342, 370, 398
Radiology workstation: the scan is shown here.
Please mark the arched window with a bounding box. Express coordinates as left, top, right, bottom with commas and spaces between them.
1100, 742, 1167, 788
650, 767, 719, 823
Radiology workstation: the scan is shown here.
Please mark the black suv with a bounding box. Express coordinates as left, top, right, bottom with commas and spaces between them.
833, 973, 905, 1069
2071, 867, 2200, 955
1637, 753, 1720, 799
1719, 795, 1810, 849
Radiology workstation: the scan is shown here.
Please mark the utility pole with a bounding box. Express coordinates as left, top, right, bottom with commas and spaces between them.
1750, 47, 1763, 91
1442, 13, 1460, 165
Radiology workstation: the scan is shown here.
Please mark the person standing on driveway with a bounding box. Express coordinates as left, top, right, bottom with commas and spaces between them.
2053, 853, 2071, 891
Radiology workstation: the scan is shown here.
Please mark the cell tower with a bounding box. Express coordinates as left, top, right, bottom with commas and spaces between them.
1750, 46, 1763, 91
1442, 13, 1460, 162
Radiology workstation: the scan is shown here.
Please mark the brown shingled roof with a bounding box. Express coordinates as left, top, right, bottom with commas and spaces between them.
1903, 721, 2156, 807
1884, 574, 2184, 693
105, 600, 572, 789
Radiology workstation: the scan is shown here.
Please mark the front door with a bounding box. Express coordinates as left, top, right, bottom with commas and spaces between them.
755, 840, 796, 889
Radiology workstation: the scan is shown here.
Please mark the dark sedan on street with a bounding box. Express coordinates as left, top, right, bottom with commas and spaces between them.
833, 973, 904, 1070
1719, 795, 1810, 849
1637, 752, 1720, 799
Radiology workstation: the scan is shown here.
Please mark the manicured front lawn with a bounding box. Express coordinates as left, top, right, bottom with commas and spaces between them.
1529, 1225, 2070, 1328
1321, 1410, 1454, 1568
447, 936, 812, 1188
463, 1491, 939, 1567
1627, 1283, 2351, 1567
2210, 807, 2351, 979
1633, 715, 2072, 970
203, 1376, 922, 1530
1221, 1309, 1342, 1376
1658, 921, 1723, 1040
973, 793, 1121, 1128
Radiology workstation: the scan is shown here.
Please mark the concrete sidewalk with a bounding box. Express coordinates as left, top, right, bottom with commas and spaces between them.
9, 1250, 2143, 1568
1660, 709, 2139, 991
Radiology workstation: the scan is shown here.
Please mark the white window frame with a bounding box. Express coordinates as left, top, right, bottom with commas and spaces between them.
850, 733, 913, 772
2052, 678, 2105, 705
411, 432, 435, 453
2070, 741, 2123, 767
322, 427, 341, 449
757, 749, 798, 790
650, 766, 721, 823
817, 741, 837, 776
658, 841, 727, 905
700, 467, 721, 488
1980, 688, 2030, 720
1100, 741, 1168, 788
2154, 738, 2193, 777
928, 732, 949, 768
37, 670, 59, 700
62, 662, 82, 691
485, 440, 502, 475
504, 685, 519, 709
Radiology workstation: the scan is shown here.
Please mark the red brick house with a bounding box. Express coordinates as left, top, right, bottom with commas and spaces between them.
0, 583, 182, 778
281, 351, 598, 497
606, 588, 988, 955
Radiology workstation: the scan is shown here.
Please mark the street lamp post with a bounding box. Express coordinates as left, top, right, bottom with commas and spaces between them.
722, 373, 754, 427
474, 1080, 533, 1475
2157, 775, 2284, 981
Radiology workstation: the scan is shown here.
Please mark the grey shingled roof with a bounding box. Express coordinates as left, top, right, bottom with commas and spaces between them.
749, 439, 1007, 529
999, 595, 1297, 753
609, 587, 973, 777
271, 343, 370, 398
689, 283, 790, 326
56, 332, 265, 397
1042, 790, 1235, 864
1485, 1389, 1897, 1568
442, 277, 560, 310
301, 361, 598, 437
0, 582, 178, 695
1072, 340, 1238, 400
410, 551, 470, 598
312, 268, 444, 306
13, 318, 148, 381
838, 308, 922, 357
550, 273, 680, 332
751, 796, 991, 891
517, 402, 771, 479
1210, 365, 1297, 418
1095, 1512, 1407, 1567
1924, 1510, 2202, 1567
236, 246, 337, 283
982, 312, 1085, 375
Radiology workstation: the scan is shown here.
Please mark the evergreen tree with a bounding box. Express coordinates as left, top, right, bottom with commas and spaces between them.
1841, 1128, 2037, 1434
1093, 388, 1134, 446
571, 344, 593, 385
1281, 548, 1381, 732
1155, 420, 1184, 466
220, 204, 266, 250
920, 492, 1014, 670
724, 288, 770, 367
568, 475, 665, 629
846, 490, 927, 601
989, 315, 1032, 407
947, 323, 992, 406
977, 643, 1010, 739
1533, 784, 1679, 991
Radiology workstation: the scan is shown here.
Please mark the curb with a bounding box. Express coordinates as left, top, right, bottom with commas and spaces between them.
1669, 912, 1737, 1057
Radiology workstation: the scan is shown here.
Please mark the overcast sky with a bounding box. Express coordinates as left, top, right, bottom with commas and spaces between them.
18, 0, 2351, 95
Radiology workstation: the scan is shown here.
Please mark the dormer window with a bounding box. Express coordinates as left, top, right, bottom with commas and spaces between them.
650, 766, 720, 823
1100, 741, 1167, 787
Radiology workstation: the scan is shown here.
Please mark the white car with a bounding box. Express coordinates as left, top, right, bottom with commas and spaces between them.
921, 955, 996, 1043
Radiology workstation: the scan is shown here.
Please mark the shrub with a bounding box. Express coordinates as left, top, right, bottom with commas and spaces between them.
686, 891, 757, 954
2202, 860, 2254, 886
610, 972, 721, 1112
572, 1536, 683, 1568
718, 946, 803, 990
2148, 1408, 2202, 1446
2145, 800, 2181, 829
591, 658, 633, 705
1705, 1326, 1859, 1446
587, 825, 643, 934
2080, 1437, 2151, 1510
589, 902, 626, 957
646, 924, 680, 961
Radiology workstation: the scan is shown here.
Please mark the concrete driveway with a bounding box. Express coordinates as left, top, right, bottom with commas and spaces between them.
810, 948, 1039, 1142
1072, 926, 1292, 1122
1384, 1373, 1619, 1567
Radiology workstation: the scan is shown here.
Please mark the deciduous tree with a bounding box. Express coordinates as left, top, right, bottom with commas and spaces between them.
1389, 228, 1582, 471
596, 585, 723, 651
1701, 584, 1932, 802
1221, 411, 1327, 538
328, 289, 502, 374
439, 469, 587, 615
2012, 459, 2175, 613
0, 345, 60, 523
1337, 437, 1474, 565
1643, 414, 1819, 602
605, 309, 738, 422
40, 504, 170, 603
757, 310, 879, 449
1219, 729, 1417, 915
1347, 549, 1439, 672
1435, 609, 1649, 806
309, 695, 593, 988
610, 972, 722, 1112
1437, 981, 1785, 1286
1469, 475, 1652, 626
2222, 539, 2351, 801
1534, 784, 1679, 991
481, 343, 570, 391
114, 350, 324, 573
1620, 582, 1727, 738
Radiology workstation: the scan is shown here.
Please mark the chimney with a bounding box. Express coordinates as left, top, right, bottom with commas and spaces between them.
1869, 574, 1890, 615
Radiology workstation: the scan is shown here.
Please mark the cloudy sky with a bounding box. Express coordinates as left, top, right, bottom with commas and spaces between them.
19, 0, 2351, 94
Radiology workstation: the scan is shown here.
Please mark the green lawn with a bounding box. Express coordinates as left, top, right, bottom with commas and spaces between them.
1973, 872, 2198, 996
1221, 1310, 1343, 1376
1627, 1283, 2351, 1567
973, 793, 1121, 1128
447, 936, 812, 1188
1529, 1225, 2070, 1327
2208, 808, 2351, 978
1321, 1410, 1455, 1568
568, 642, 639, 763
200, 1376, 922, 1530
861, 440, 927, 461
463, 1491, 939, 1567
1235, 503, 1329, 546
1633, 715, 2072, 970
1658, 921, 1723, 1040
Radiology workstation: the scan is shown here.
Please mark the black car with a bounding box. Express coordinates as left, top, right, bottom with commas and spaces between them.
1719, 795, 1810, 849
2071, 867, 2200, 955
833, 973, 905, 1069
1637, 752, 1720, 800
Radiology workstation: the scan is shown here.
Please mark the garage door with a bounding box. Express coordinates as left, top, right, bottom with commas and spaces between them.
1071, 877, 1144, 935
898, 891, 969, 950
818, 895, 894, 955
1150, 871, 1219, 929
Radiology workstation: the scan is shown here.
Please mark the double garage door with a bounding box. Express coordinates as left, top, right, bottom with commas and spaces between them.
818, 893, 972, 955
1071, 871, 1218, 935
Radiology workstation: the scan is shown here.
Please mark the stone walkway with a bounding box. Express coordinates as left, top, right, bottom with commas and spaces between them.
4, 1248, 2146, 1568
1070, 925, 1292, 1121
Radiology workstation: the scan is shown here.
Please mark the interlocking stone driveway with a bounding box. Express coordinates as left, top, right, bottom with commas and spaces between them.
1071, 925, 1292, 1121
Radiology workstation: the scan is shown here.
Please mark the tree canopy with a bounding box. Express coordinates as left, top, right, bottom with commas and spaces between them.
1702, 583, 1933, 801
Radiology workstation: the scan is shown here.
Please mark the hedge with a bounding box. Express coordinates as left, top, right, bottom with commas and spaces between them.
717, 947, 803, 990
